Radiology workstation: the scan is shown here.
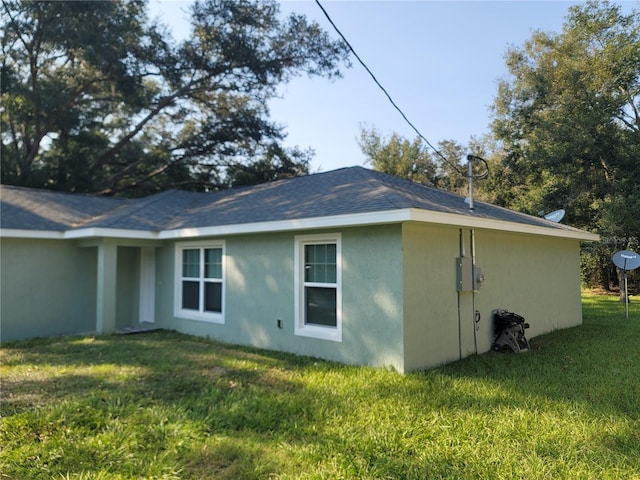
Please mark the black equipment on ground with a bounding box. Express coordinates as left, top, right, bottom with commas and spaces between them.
492, 309, 530, 353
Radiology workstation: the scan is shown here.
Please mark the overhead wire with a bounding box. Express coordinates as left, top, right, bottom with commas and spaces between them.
314, 0, 489, 180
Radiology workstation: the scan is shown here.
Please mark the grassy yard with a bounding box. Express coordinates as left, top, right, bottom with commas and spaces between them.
1, 293, 639, 479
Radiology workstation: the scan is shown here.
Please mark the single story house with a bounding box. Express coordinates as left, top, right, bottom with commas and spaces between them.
0, 166, 598, 372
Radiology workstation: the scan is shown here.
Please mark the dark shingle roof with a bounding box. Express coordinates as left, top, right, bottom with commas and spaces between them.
80, 190, 204, 230
0, 185, 128, 230
0, 166, 590, 236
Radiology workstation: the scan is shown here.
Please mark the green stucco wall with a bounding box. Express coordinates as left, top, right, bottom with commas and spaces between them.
401, 224, 583, 371
155, 225, 406, 370
1, 222, 584, 372
472, 229, 582, 350
341, 225, 404, 368
402, 223, 462, 372
116, 247, 140, 328
0, 238, 97, 341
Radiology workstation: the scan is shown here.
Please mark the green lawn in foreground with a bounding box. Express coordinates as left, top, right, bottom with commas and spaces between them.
1, 293, 639, 479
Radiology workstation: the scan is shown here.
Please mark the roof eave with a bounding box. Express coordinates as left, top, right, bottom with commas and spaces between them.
64, 227, 160, 240
158, 209, 412, 239
407, 209, 600, 241
159, 208, 599, 241
0, 228, 66, 239
0, 208, 600, 242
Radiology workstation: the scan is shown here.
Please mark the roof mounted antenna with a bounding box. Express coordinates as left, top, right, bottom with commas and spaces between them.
464, 155, 479, 210
464, 155, 490, 211
467, 155, 475, 210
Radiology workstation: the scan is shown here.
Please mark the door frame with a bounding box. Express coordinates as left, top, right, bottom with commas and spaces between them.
139, 247, 156, 323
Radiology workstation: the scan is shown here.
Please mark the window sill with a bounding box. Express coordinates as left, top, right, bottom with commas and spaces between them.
175, 310, 224, 324
295, 324, 342, 342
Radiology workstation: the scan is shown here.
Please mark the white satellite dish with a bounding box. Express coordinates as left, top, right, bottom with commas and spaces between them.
464, 197, 471, 205
612, 250, 640, 321
612, 250, 640, 271
544, 209, 565, 223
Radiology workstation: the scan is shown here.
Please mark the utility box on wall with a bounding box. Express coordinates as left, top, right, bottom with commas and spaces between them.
457, 257, 484, 292
473, 266, 484, 290
456, 257, 473, 291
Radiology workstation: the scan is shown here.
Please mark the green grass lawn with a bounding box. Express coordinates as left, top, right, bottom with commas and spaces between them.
1, 293, 639, 479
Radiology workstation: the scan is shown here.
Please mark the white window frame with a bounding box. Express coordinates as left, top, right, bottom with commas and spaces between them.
294, 233, 342, 342
174, 240, 225, 323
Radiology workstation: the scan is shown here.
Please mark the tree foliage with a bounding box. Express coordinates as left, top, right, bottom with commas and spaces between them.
358, 125, 497, 199
358, 126, 437, 186
359, 2, 639, 291
224, 143, 313, 187
492, 1, 639, 230
0, 0, 350, 195
491, 0, 640, 290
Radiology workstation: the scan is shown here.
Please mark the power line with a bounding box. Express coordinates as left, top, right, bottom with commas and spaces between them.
314, 0, 488, 179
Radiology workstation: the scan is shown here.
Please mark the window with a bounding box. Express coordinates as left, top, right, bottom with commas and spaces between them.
295, 233, 342, 342
175, 241, 225, 323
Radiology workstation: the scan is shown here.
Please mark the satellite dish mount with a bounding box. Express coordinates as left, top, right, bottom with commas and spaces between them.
612, 250, 640, 320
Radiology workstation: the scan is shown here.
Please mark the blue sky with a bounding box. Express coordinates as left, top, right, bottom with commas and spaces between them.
149, 1, 633, 172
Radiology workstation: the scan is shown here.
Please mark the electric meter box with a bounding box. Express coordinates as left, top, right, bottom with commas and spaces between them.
473, 266, 484, 290
456, 257, 473, 292
457, 258, 484, 291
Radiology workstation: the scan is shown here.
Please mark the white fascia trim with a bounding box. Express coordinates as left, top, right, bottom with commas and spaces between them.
0, 228, 65, 239
158, 210, 412, 239
1, 208, 599, 242
159, 208, 599, 242
407, 209, 600, 241
1, 227, 160, 240
63, 227, 160, 240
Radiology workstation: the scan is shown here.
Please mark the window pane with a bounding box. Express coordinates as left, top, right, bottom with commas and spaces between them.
205, 248, 222, 279
305, 286, 336, 327
316, 264, 326, 283
205, 282, 222, 313
305, 244, 314, 263
182, 281, 199, 310
317, 244, 326, 263
304, 245, 311, 282
327, 243, 336, 259
305, 264, 313, 283
326, 264, 337, 284
182, 249, 200, 278
304, 243, 336, 284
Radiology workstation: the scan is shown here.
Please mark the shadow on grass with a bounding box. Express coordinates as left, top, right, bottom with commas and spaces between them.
1, 331, 324, 478
424, 312, 640, 419
1, 330, 314, 413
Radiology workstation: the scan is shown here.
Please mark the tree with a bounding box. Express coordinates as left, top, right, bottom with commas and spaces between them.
357, 126, 437, 185
357, 125, 496, 198
225, 143, 313, 187
1, 0, 350, 195
430, 139, 467, 194
491, 0, 640, 292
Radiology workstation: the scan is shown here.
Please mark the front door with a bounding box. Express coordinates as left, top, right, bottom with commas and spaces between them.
139, 247, 156, 323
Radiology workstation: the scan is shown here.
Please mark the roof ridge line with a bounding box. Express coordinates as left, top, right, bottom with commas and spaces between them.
72, 198, 136, 229
82, 190, 205, 229
352, 167, 410, 209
